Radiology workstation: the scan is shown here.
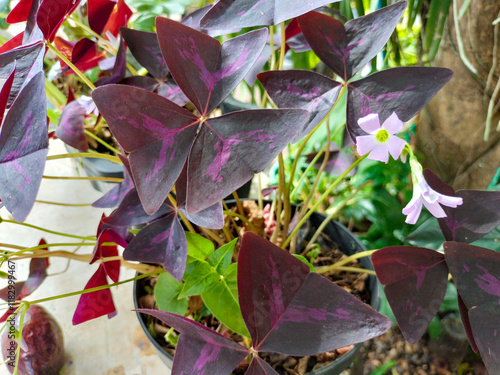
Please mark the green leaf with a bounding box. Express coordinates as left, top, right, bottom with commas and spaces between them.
440, 282, 459, 313
186, 232, 214, 263
427, 316, 442, 340
202, 263, 250, 337
179, 261, 219, 298
405, 217, 445, 250
293, 254, 316, 272
208, 238, 237, 275
424, 0, 452, 60
154, 273, 189, 316
0, 0, 10, 29
0, 270, 9, 279
370, 360, 396, 375
471, 226, 500, 252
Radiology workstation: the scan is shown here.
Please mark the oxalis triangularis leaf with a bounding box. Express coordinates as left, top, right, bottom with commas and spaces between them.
371, 246, 449, 344
259, 1, 453, 143
137, 232, 391, 375
93, 19, 308, 216
0, 72, 48, 222
444, 242, 500, 374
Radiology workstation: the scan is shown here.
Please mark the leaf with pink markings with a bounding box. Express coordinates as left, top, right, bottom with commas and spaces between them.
0, 41, 44, 106
372, 246, 448, 343
258, 70, 342, 142
136, 309, 250, 375
55, 101, 88, 152
0, 72, 48, 222
88, 0, 116, 35
123, 211, 187, 281
186, 109, 308, 214
246, 356, 279, 375
120, 27, 169, 81
36, 0, 80, 41
199, 0, 340, 29
346, 67, 453, 141
92, 84, 200, 215
156, 18, 268, 116
181, 5, 241, 37
92, 155, 135, 208
424, 169, 500, 244
444, 242, 500, 374
238, 232, 391, 355
298, 3, 406, 81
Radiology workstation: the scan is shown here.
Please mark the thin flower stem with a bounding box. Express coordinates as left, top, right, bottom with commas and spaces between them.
257, 173, 263, 210
6, 243, 95, 259
287, 85, 347, 196
13, 304, 28, 375
318, 266, 376, 276
47, 43, 96, 90
0, 243, 24, 250
0, 219, 96, 241
315, 250, 378, 274
28, 271, 163, 305
223, 211, 259, 233
43, 175, 123, 182
83, 130, 122, 155
47, 152, 122, 164
278, 153, 291, 247
222, 201, 242, 237
282, 154, 367, 249
200, 228, 225, 246
35, 200, 92, 207
278, 22, 286, 71
45, 78, 66, 110
232, 191, 245, 217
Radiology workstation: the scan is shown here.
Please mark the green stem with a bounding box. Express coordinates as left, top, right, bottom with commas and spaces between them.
223, 211, 258, 233
278, 22, 286, 71
35, 200, 92, 207
13, 303, 28, 375
319, 266, 376, 276
5, 243, 95, 259
84, 129, 122, 155
282, 154, 367, 249
43, 175, 123, 182
0, 219, 96, 241
47, 43, 96, 90
46, 152, 122, 164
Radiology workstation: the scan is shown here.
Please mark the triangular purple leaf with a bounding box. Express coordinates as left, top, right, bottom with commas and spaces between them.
444, 242, 500, 373
239, 232, 391, 355
0, 72, 48, 222
123, 212, 187, 281
186, 109, 308, 214
0, 41, 44, 106
457, 293, 479, 352
136, 309, 250, 375
258, 69, 342, 142
156, 18, 268, 116
200, 0, 340, 29
120, 27, 169, 81
0, 64, 16, 125
182, 5, 241, 37
424, 169, 500, 244
346, 67, 453, 140
119, 75, 159, 91
244, 45, 271, 87
298, 2, 406, 81
55, 100, 88, 152
245, 355, 279, 375
92, 155, 134, 208
372, 246, 448, 343
95, 36, 127, 86
92, 84, 200, 215
156, 81, 190, 107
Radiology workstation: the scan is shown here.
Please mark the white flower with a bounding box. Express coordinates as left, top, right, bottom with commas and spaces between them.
402, 159, 463, 224
355, 112, 407, 163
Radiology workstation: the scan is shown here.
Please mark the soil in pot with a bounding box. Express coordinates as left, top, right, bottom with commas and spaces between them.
135, 200, 381, 374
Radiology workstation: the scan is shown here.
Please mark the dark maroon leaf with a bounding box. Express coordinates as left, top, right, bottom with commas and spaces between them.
72, 265, 117, 325
298, 3, 406, 81
88, 0, 116, 35
186, 109, 308, 214
444, 242, 500, 373
22, 0, 43, 44
246, 356, 279, 375
103, 0, 132, 37
457, 293, 479, 352
346, 67, 453, 140
239, 232, 391, 355
424, 169, 500, 244
120, 27, 169, 81
92, 84, 200, 215
372, 246, 448, 343
36, 0, 80, 41
258, 70, 342, 142
200, 0, 340, 29
55, 101, 88, 152
0, 72, 48, 222
92, 155, 135, 208
136, 309, 250, 374
181, 5, 241, 37
244, 45, 271, 87
123, 212, 187, 281
156, 81, 190, 107
119, 76, 159, 91
95, 37, 127, 86
55, 37, 105, 75
0, 41, 44, 106
156, 18, 268, 116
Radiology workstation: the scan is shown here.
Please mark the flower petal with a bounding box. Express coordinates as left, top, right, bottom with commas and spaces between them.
404, 197, 423, 224
437, 194, 463, 208
357, 113, 381, 134
382, 112, 403, 134
356, 134, 377, 156
422, 199, 447, 218
387, 134, 406, 161
368, 144, 390, 163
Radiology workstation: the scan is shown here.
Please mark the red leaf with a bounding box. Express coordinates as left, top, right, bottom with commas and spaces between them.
103, 0, 132, 37
6, 0, 33, 24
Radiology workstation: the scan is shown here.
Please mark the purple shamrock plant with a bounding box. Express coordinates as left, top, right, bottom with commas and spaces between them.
1, 0, 500, 374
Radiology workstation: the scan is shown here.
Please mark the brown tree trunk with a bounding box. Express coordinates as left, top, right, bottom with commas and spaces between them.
416, 0, 500, 189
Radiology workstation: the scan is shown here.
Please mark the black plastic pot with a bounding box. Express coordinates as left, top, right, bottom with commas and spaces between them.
134, 207, 382, 375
